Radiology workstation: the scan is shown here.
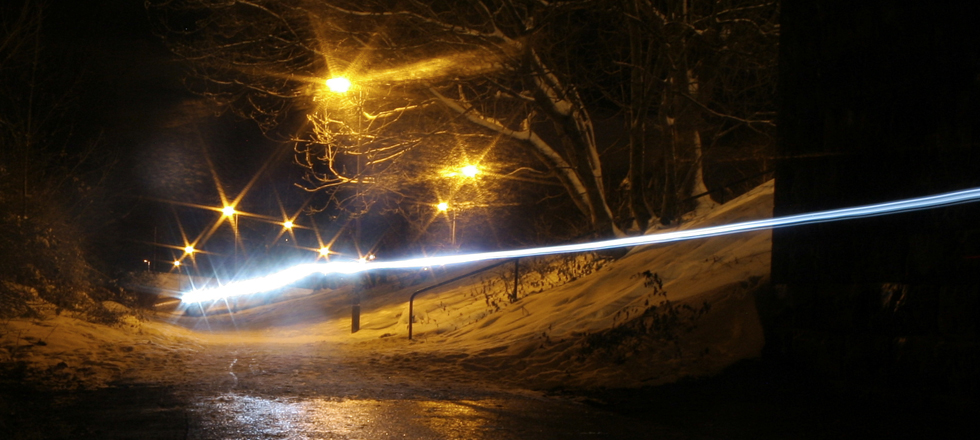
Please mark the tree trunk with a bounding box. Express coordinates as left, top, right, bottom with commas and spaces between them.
677, 69, 716, 212
628, 121, 653, 231
625, 0, 656, 232
660, 113, 679, 225
554, 113, 622, 237
525, 49, 622, 237
665, 67, 715, 215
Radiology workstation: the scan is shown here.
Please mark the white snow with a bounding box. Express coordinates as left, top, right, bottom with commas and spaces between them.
1, 180, 773, 391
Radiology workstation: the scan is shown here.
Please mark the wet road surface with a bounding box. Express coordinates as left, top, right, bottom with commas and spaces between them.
6, 350, 979, 439
2, 343, 683, 439
16, 384, 673, 439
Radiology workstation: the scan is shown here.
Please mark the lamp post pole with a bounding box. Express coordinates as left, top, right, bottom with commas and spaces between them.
327, 76, 364, 334
222, 206, 239, 275
354, 90, 366, 333
233, 213, 239, 273
356, 90, 364, 255
450, 208, 456, 247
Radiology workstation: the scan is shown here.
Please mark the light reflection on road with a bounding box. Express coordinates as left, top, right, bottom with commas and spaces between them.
171, 348, 670, 439
201, 393, 382, 438
415, 400, 491, 439
195, 393, 517, 439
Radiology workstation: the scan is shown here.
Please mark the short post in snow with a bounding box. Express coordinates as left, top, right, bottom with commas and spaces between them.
511, 258, 519, 303
351, 285, 361, 333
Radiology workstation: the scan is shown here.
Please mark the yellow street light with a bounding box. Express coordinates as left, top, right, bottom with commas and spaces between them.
326, 77, 352, 93
441, 164, 480, 179
283, 220, 294, 230
184, 245, 195, 254
222, 205, 236, 217
460, 164, 480, 178
318, 246, 331, 257
437, 202, 449, 212
173, 260, 181, 267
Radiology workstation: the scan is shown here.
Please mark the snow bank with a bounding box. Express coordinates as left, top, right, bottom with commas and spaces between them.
1, 180, 773, 391
0, 299, 206, 390
360, 180, 773, 389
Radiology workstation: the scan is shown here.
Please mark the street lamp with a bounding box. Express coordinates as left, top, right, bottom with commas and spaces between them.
460, 164, 480, 178
184, 245, 195, 255
326, 76, 352, 93
441, 164, 481, 179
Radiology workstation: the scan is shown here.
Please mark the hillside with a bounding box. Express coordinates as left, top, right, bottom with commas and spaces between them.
1, 180, 774, 391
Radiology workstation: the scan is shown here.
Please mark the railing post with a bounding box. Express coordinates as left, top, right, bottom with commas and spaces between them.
408, 295, 415, 340
351, 283, 362, 333
511, 258, 519, 303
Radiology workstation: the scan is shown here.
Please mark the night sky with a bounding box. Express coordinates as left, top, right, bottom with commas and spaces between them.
43, 1, 306, 273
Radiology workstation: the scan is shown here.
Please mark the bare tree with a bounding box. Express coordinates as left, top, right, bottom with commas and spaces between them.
148, 0, 777, 239
1, 0, 124, 318
149, 0, 627, 237
613, 0, 777, 229
1, 0, 45, 218
1, 0, 101, 219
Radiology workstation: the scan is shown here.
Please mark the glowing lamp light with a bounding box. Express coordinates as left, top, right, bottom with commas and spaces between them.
319, 247, 331, 257
184, 245, 195, 254
326, 77, 352, 93
173, 260, 181, 267
283, 221, 294, 230
437, 202, 449, 212
222, 206, 236, 217
460, 165, 479, 178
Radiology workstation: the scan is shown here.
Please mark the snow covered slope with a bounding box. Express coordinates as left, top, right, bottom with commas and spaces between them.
1, 180, 773, 390
362, 179, 773, 389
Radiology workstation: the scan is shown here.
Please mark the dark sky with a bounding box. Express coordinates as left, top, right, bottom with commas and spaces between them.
41, 1, 307, 272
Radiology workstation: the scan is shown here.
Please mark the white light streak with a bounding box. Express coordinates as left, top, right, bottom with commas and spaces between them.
181, 186, 980, 304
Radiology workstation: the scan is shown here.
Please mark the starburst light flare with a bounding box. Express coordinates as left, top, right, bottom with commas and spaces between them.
180, 186, 980, 304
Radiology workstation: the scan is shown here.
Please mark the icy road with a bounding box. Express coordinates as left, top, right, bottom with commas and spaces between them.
13, 342, 681, 439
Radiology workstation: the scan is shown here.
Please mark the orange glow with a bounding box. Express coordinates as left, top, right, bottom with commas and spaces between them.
460, 164, 479, 177
283, 220, 294, 229
222, 206, 236, 217
326, 77, 352, 93
184, 245, 195, 254
319, 247, 331, 257
437, 202, 449, 212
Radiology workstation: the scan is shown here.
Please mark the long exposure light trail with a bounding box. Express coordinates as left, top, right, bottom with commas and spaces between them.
181, 186, 980, 304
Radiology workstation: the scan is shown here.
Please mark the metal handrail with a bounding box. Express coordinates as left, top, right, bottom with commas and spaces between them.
408, 258, 517, 340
